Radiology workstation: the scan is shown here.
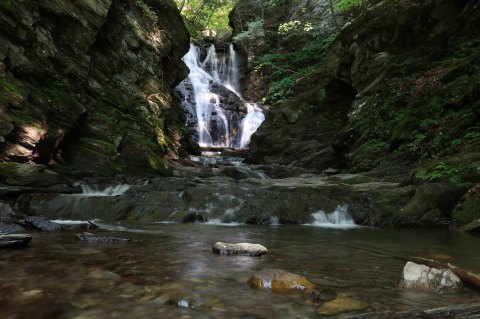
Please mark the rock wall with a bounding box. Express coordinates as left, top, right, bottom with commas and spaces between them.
0, 0, 193, 177
231, 0, 480, 227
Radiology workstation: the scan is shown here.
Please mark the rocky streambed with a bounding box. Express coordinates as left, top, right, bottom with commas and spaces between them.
1, 153, 480, 318
1, 221, 480, 318
3, 152, 451, 229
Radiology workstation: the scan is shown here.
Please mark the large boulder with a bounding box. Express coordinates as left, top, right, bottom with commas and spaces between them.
399, 261, 463, 293
248, 269, 315, 291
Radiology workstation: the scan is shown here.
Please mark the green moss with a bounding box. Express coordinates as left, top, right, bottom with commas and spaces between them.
453, 194, 480, 225
148, 154, 170, 175
77, 137, 118, 155
0, 162, 22, 185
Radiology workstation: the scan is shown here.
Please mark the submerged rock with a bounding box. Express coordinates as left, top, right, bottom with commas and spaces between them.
21, 216, 63, 232
75, 232, 136, 243
212, 242, 268, 256
312, 288, 338, 301
316, 295, 368, 316
0, 222, 25, 233
248, 269, 315, 291
0, 234, 32, 248
399, 261, 463, 293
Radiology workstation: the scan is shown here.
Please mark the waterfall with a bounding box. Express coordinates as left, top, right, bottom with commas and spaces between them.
178, 43, 265, 148
305, 205, 359, 229
239, 103, 265, 148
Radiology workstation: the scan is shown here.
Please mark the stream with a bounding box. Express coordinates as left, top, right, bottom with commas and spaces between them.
1, 222, 480, 318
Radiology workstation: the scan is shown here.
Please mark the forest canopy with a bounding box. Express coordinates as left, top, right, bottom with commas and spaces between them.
174, 0, 236, 36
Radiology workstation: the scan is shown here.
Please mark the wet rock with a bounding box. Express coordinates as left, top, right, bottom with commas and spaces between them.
75, 232, 136, 243
0, 234, 32, 248
182, 212, 207, 223
248, 269, 315, 291
0, 222, 25, 234
316, 295, 368, 316
399, 261, 463, 293
212, 242, 268, 256
20, 216, 63, 232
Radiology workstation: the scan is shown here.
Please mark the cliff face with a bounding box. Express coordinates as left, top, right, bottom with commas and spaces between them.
245, 0, 479, 171
0, 0, 192, 176
231, 0, 480, 226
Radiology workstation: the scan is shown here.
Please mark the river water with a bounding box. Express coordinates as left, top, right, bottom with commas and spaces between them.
1, 222, 479, 318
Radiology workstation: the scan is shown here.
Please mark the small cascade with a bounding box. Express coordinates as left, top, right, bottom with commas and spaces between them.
239, 103, 265, 148
78, 184, 131, 197
305, 205, 359, 229
178, 43, 265, 148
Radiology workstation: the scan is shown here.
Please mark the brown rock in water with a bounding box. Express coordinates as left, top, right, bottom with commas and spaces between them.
212, 242, 268, 256
247, 269, 315, 291
316, 295, 368, 316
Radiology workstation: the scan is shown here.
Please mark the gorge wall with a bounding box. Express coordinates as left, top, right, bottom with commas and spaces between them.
231, 0, 480, 227
0, 0, 193, 179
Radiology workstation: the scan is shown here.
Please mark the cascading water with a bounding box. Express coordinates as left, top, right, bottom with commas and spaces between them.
178, 43, 264, 148
239, 103, 265, 148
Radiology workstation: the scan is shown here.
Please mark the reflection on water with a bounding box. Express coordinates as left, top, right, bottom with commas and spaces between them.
1, 224, 479, 319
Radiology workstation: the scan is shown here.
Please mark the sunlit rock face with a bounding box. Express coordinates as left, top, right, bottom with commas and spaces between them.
0, 0, 192, 175
399, 262, 463, 294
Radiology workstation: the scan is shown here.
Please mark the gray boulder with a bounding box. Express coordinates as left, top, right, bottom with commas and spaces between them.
399, 261, 463, 293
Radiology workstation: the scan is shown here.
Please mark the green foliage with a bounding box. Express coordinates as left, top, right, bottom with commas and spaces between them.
277, 20, 302, 35
232, 20, 265, 44
133, 0, 158, 22
174, 0, 234, 36
254, 33, 337, 105
416, 162, 459, 183
335, 0, 361, 11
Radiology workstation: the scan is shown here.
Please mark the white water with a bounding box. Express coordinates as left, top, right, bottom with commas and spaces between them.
181, 44, 230, 147
239, 103, 265, 148
304, 205, 359, 229
78, 184, 131, 197
179, 43, 265, 148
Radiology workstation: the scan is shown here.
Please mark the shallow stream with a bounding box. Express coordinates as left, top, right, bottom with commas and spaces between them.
1, 223, 479, 318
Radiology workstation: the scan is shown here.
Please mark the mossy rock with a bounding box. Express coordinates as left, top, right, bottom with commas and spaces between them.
453, 193, 480, 226
0, 162, 67, 186
398, 183, 469, 227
